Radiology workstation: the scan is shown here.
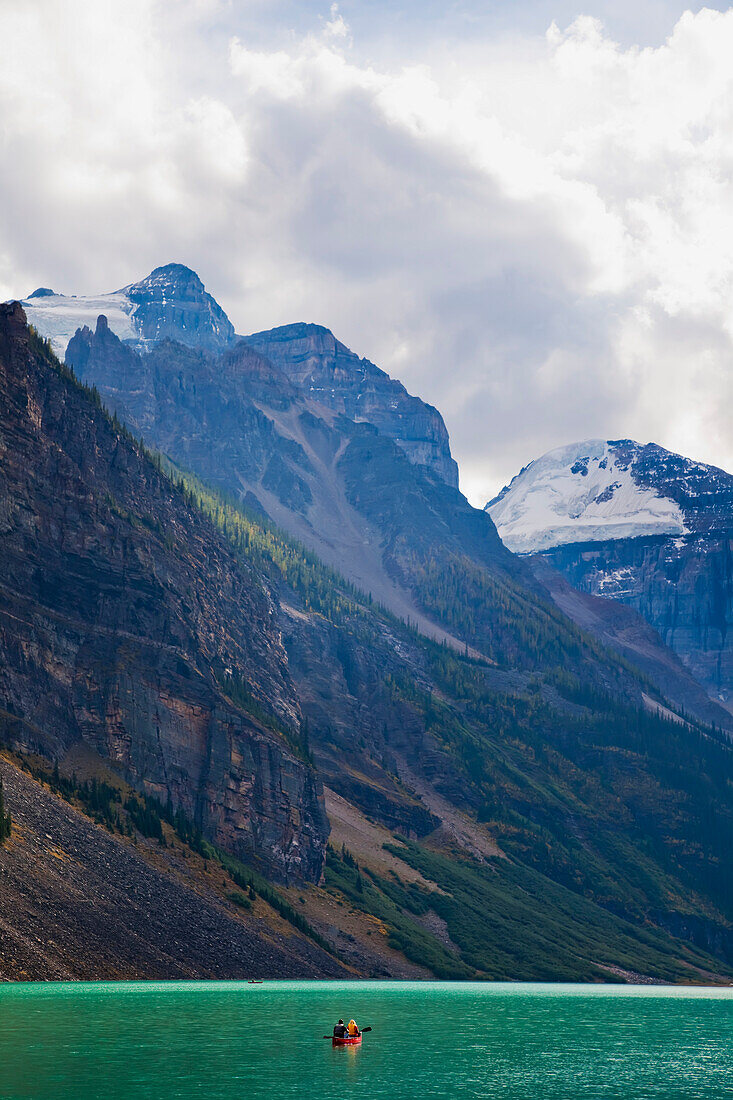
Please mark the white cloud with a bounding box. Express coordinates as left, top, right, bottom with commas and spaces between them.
1, 2, 733, 504
324, 3, 350, 41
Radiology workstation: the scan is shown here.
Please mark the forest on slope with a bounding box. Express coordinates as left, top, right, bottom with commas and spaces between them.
166, 460, 733, 978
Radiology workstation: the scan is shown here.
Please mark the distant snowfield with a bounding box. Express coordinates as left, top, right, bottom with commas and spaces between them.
487, 440, 686, 553
22, 291, 137, 357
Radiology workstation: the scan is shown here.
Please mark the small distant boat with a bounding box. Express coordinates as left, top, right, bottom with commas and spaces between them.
247, 979, 263, 984
332, 1034, 362, 1047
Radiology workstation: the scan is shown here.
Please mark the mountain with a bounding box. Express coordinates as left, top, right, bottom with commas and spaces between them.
21, 263, 235, 356
0, 301, 325, 883
23, 263, 457, 486
488, 439, 733, 717
530, 557, 733, 731
487, 439, 697, 553
9, 275, 733, 982
64, 310, 510, 652
64, 310, 688, 697
58, 277, 732, 707
161, 462, 733, 979
244, 322, 459, 488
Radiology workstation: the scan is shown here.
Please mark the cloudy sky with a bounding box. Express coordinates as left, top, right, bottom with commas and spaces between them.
2, 1, 733, 504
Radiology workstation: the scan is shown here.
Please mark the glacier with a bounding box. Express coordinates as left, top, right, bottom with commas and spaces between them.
486, 439, 687, 553
22, 290, 138, 357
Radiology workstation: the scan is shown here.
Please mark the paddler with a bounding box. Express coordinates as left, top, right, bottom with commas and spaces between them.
333, 1019, 347, 1039
347, 1019, 360, 1037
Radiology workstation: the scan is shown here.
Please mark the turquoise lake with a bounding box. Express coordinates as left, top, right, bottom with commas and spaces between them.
0, 981, 731, 1099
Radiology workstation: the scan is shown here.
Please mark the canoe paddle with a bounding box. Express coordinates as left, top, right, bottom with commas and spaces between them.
323, 1027, 372, 1038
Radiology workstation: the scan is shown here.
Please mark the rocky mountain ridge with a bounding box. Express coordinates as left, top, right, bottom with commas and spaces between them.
22, 264, 456, 488
122, 263, 236, 349
62, 310, 733, 731
65, 313, 511, 655
21, 263, 234, 356
245, 322, 459, 488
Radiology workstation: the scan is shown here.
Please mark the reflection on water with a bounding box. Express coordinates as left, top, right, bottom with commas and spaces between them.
0, 981, 730, 1100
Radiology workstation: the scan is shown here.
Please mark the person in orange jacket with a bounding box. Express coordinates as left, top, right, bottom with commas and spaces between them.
347, 1019, 360, 1037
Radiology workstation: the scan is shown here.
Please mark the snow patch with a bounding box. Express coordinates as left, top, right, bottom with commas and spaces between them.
21, 291, 137, 357
487, 440, 687, 553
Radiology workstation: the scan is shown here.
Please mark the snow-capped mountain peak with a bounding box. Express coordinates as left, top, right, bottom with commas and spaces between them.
486, 439, 692, 553
18, 263, 234, 357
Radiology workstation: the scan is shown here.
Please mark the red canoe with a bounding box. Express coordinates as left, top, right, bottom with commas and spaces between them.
332, 1035, 362, 1046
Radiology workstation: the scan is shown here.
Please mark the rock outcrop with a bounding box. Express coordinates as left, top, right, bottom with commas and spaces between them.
531, 558, 733, 731
23, 265, 459, 491
0, 303, 326, 882
539, 532, 733, 715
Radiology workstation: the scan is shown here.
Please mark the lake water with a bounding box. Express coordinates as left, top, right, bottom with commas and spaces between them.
0, 981, 731, 1099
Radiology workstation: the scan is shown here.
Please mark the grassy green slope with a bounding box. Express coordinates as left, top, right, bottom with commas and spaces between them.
325, 843, 728, 982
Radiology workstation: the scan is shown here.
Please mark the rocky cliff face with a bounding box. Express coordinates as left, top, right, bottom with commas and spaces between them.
122, 263, 235, 350
6, 301, 733, 979
0, 303, 326, 881
530, 558, 733, 731
66, 320, 316, 513
539, 533, 733, 715
23, 266, 459, 489
0, 757, 346, 979
245, 322, 460, 488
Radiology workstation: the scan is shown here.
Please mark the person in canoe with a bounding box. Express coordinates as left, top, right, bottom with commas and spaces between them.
347, 1019, 361, 1038
333, 1019, 347, 1039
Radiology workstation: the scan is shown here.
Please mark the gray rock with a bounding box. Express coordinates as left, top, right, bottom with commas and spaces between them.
245, 322, 459, 488
123, 263, 235, 350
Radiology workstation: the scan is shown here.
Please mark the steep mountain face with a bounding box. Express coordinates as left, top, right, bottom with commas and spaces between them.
65, 314, 515, 653
488, 440, 733, 715
245, 322, 459, 488
541, 533, 733, 715
21, 263, 235, 356
0, 302, 326, 882
64, 312, 719, 710
530, 558, 733, 731
123, 264, 236, 349
23, 265, 458, 487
